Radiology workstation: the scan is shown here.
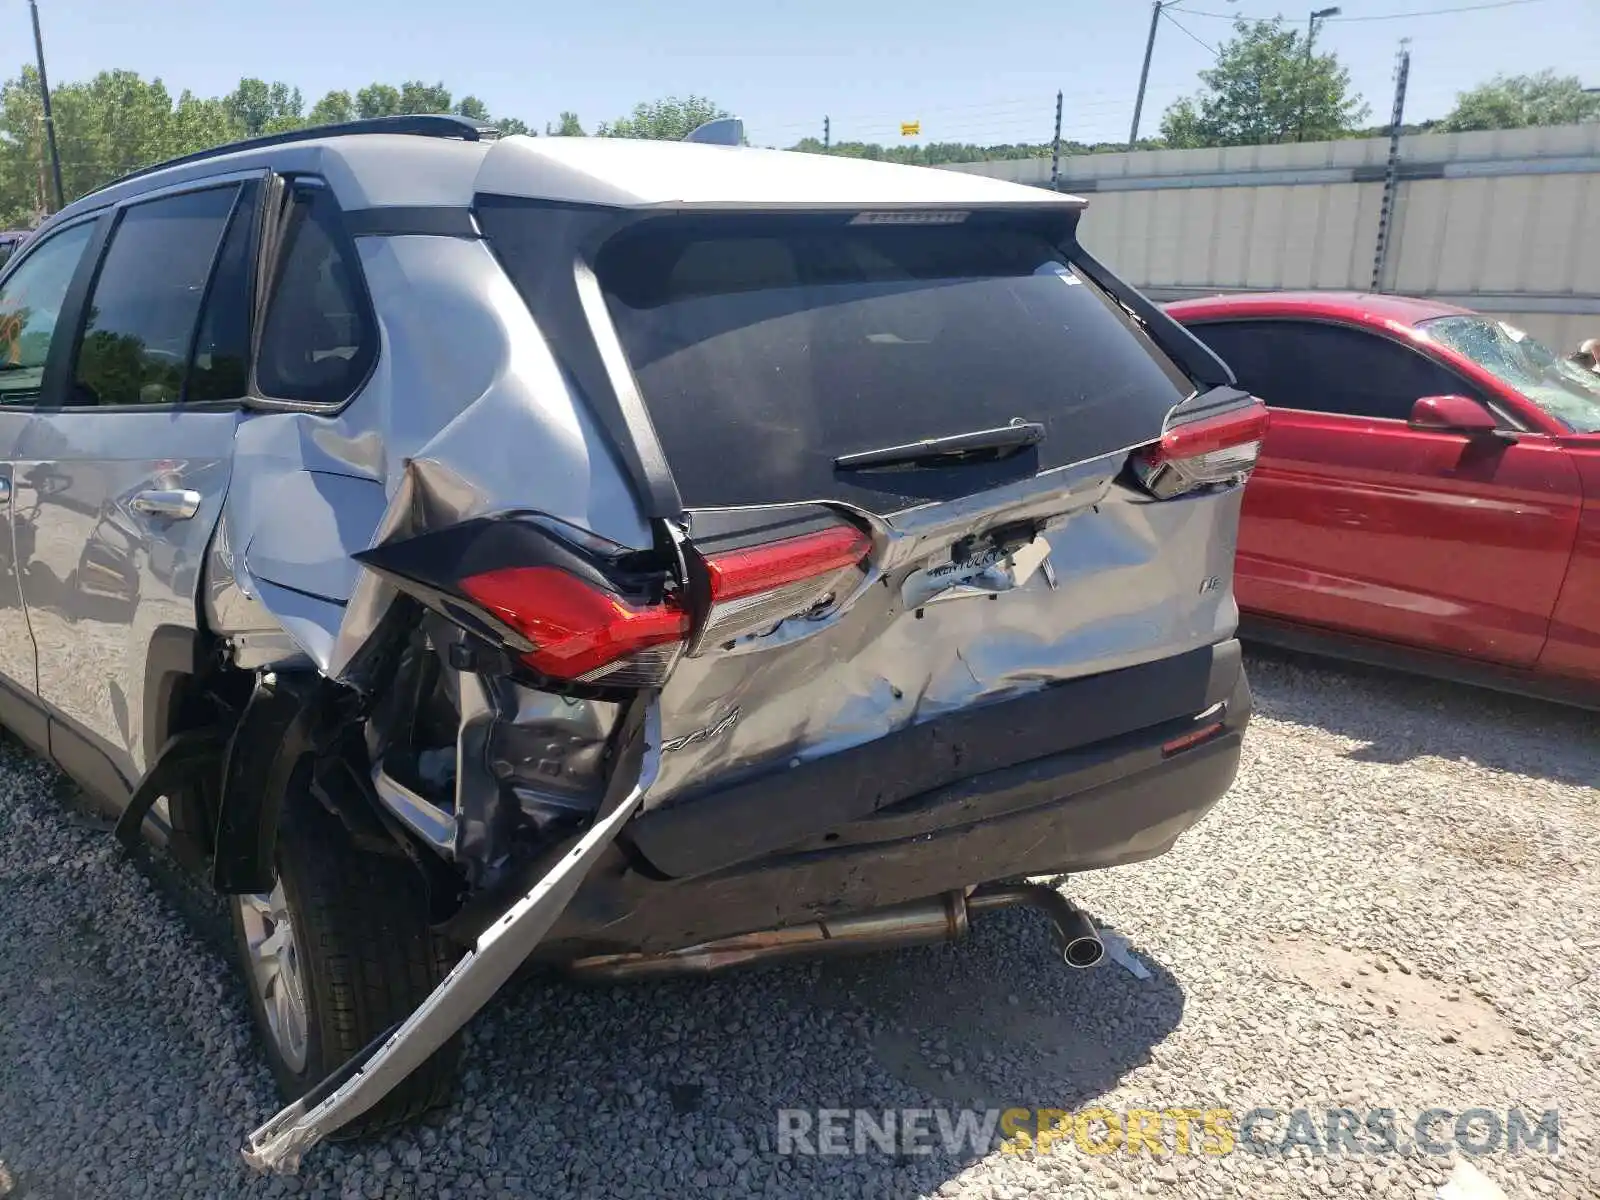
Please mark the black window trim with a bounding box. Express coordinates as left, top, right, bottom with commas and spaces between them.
1181, 314, 1534, 433
243, 173, 382, 415
33, 168, 272, 415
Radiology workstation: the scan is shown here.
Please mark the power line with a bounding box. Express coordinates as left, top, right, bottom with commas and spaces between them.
1168, 0, 1544, 19
1161, 8, 1219, 55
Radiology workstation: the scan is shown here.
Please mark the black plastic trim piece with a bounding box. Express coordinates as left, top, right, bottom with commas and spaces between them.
38, 213, 112, 410
1066, 241, 1236, 390
213, 672, 321, 894
834, 421, 1046, 472
343, 206, 482, 239
101, 115, 499, 192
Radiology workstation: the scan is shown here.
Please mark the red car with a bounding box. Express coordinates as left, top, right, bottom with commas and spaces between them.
1169, 292, 1600, 707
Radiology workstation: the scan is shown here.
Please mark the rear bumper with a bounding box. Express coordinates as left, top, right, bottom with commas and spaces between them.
539, 641, 1251, 957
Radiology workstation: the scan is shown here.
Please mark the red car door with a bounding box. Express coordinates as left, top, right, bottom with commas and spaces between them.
1192, 319, 1582, 667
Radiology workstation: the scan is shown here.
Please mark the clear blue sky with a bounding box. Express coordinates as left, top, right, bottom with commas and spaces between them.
20, 0, 1600, 147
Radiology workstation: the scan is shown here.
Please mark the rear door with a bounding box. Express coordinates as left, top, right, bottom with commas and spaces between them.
1192, 318, 1582, 665
15, 177, 257, 792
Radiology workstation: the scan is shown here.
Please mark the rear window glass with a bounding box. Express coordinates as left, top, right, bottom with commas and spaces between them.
596, 217, 1188, 512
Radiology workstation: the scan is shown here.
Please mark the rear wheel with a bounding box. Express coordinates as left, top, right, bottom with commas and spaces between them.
230, 769, 461, 1135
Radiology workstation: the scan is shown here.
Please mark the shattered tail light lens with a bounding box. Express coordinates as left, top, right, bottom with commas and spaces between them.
460, 566, 690, 686
1131, 400, 1270, 500
692, 526, 873, 653
356, 514, 873, 689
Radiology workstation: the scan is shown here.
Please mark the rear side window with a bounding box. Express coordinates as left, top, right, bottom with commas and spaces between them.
1190, 320, 1477, 421
256, 185, 374, 406
594, 217, 1188, 513
70, 186, 239, 407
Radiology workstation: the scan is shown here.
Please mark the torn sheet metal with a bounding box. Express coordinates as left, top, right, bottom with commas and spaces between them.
242, 708, 660, 1174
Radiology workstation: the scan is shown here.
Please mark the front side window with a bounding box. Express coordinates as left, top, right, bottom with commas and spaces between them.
70, 185, 239, 407
1189, 320, 1477, 421
1419, 315, 1600, 434
0, 222, 95, 405
255, 185, 375, 406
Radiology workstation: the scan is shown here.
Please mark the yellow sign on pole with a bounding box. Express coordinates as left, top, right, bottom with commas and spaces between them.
900, 121, 920, 137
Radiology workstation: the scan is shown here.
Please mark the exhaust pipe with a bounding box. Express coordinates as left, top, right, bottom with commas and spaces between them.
565, 883, 1103, 980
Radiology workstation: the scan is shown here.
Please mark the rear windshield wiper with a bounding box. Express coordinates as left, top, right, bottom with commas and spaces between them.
834, 421, 1045, 473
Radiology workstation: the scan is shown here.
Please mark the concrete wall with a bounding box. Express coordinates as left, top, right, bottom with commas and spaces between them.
941, 124, 1600, 350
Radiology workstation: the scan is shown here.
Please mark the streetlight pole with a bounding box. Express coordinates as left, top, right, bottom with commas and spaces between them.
27, 0, 65, 212
1297, 6, 1341, 143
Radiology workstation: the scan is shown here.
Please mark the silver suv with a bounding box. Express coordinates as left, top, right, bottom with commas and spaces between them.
0, 115, 1259, 1170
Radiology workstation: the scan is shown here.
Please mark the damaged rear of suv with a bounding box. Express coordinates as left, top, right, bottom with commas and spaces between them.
0, 115, 1259, 1171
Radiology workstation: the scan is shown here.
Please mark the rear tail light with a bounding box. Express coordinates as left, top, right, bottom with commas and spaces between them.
459, 566, 690, 686
1132, 399, 1269, 500
693, 525, 872, 652
354, 514, 873, 691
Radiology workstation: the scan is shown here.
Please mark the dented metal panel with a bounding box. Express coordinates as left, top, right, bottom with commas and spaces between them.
650, 463, 1240, 809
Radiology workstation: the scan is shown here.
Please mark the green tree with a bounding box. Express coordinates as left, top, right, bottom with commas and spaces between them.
546, 111, 585, 136
598, 95, 727, 140
308, 90, 355, 126
224, 78, 303, 137
170, 90, 242, 156
355, 83, 401, 118
454, 95, 490, 121
52, 70, 178, 198
1437, 71, 1600, 132
398, 81, 453, 114
1159, 18, 1368, 148
496, 116, 532, 136
0, 67, 53, 223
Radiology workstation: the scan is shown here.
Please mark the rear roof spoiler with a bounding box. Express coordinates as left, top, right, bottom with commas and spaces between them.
684, 117, 745, 146
1067, 243, 1235, 390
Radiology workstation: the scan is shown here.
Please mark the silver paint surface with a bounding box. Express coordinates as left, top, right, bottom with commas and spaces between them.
14, 409, 238, 778
649, 461, 1241, 808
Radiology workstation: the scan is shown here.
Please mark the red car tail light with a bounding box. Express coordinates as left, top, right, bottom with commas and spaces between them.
1132, 399, 1269, 500
691, 525, 872, 652
353, 513, 874, 689
460, 566, 690, 686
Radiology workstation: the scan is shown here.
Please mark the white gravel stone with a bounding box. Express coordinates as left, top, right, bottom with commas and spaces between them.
0, 650, 1594, 1198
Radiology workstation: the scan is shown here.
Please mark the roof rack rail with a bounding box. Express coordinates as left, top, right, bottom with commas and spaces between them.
104, 114, 500, 191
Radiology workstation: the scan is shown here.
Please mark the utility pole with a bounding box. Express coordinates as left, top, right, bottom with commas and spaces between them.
1370, 41, 1410, 294
1128, 1, 1165, 150
823, 115, 830, 151
28, 0, 65, 212
1129, 0, 1230, 149
1296, 6, 1341, 143
1050, 90, 1063, 190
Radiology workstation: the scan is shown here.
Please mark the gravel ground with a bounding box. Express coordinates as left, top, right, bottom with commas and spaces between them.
1, 649, 1596, 1200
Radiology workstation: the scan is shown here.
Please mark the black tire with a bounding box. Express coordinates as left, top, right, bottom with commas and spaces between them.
231, 768, 461, 1136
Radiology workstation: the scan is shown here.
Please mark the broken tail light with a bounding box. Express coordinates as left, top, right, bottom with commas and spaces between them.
459, 566, 689, 686
354, 513, 873, 691
692, 525, 872, 652
1131, 397, 1269, 500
